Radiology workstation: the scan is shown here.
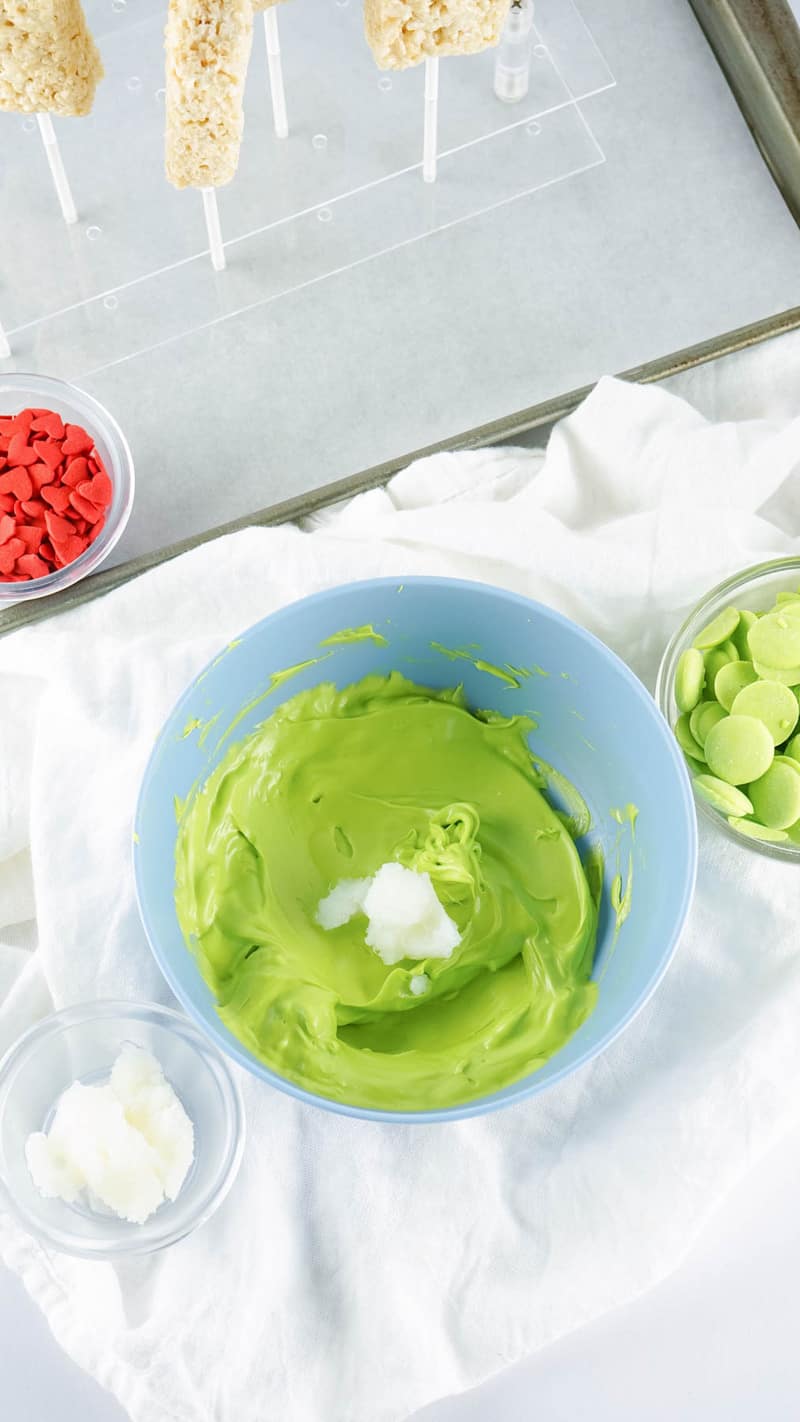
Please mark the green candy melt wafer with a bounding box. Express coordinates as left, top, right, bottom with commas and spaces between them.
675, 647, 705, 713
704, 645, 736, 683
704, 714, 774, 785
690, 701, 727, 746
714, 660, 757, 712
728, 817, 789, 844
748, 609, 800, 669
751, 659, 800, 686
730, 679, 799, 746
733, 609, 757, 660
674, 713, 706, 764
693, 775, 754, 818
785, 733, 800, 765
748, 757, 800, 830
693, 606, 740, 651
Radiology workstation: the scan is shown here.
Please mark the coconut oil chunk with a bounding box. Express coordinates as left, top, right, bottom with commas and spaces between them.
25, 1045, 194, 1225
318, 863, 461, 965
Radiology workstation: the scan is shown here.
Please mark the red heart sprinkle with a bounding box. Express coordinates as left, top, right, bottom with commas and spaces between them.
60, 425, 94, 457
9, 410, 34, 434
62, 457, 89, 488
16, 552, 50, 579
7, 432, 37, 466
28, 463, 52, 492
21, 499, 47, 522
54, 533, 88, 565
0, 467, 33, 500
44, 510, 73, 543
68, 490, 104, 523
34, 440, 64, 473
84, 468, 113, 506
17, 525, 43, 552
30, 413, 65, 440
41, 485, 73, 514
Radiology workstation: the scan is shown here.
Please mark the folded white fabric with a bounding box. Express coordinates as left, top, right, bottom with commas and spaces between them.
1, 373, 800, 1422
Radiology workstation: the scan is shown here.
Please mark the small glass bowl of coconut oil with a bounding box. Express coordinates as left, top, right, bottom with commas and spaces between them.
0, 1001, 244, 1258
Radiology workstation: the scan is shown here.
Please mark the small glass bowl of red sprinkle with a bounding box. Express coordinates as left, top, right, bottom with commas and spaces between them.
0, 372, 134, 601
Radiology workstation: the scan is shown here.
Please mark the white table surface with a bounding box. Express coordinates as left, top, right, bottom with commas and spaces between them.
4, 1117, 800, 1422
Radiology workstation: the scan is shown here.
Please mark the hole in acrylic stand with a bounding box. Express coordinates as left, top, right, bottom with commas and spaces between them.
317, 207, 333, 223
22, 117, 35, 133
312, 133, 328, 151
155, 88, 166, 103
86, 226, 102, 242
378, 76, 392, 92
335, 0, 350, 7
126, 76, 143, 94
103, 295, 119, 311
533, 43, 548, 57
111, 0, 126, 11
526, 119, 542, 136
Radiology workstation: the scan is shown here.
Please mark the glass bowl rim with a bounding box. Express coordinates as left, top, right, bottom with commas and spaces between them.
0, 371, 135, 603
655, 555, 800, 863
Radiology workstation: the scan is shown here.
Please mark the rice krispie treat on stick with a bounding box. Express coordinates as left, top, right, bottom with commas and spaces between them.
365, 0, 511, 70
0, 0, 103, 116
165, 0, 254, 190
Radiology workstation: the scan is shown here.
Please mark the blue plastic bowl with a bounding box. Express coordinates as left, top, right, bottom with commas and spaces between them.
134, 577, 697, 1123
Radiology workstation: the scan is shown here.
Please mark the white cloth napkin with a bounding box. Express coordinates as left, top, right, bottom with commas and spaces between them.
1, 372, 800, 1422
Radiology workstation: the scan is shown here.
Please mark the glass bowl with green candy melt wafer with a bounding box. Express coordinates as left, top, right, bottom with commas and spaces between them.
656, 558, 800, 861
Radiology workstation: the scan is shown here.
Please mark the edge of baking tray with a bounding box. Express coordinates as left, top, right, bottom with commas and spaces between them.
3, 304, 800, 639
688, 0, 800, 227
3, 0, 800, 638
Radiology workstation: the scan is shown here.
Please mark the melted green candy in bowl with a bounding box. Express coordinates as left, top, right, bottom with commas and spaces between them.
174, 673, 598, 1111
671, 586, 800, 846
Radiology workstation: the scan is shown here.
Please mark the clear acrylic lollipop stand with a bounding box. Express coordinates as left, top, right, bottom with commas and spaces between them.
263, 7, 289, 139
201, 187, 226, 272
36, 114, 78, 224
0, 0, 613, 372
0, 0, 616, 558
423, 57, 439, 182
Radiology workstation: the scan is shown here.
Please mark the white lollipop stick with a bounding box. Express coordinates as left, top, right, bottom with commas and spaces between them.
0, 319, 10, 360
423, 57, 439, 183
263, 9, 288, 139
36, 113, 77, 224
201, 187, 225, 271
